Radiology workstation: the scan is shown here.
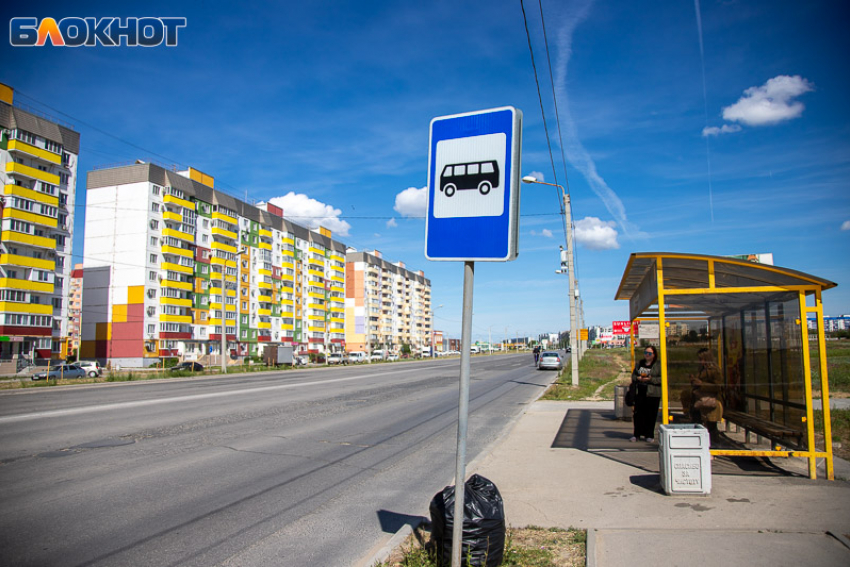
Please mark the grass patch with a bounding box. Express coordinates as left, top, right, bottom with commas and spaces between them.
815, 408, 850, 461
375, 525, 585, 567
812, 341, 850, 395
540, 349, 630, 401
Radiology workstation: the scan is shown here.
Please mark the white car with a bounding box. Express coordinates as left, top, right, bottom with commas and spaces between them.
370, 353, 384, 362
347, 351, 367, 364
72, 360, 102, 377
387, 354, 399, 361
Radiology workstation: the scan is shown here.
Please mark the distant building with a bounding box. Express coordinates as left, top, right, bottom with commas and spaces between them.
808, 316, 850, 332
0, 83, 80, 361
344, 249, 431, 354
68, 264, 83, 355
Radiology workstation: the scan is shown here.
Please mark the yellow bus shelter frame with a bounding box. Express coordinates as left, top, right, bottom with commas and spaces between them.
616, 252, 837, 480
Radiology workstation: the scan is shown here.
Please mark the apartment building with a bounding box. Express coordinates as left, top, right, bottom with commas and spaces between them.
68, 264, 83, 355
344, 249, 431, 355
81, 162, 346, 367
0, 83, 79, 362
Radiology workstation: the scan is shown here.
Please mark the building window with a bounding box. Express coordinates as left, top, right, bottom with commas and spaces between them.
151, 202, 160, 213
150, 236, 158, 247
152, 185, 161, 195
150, 254, 158, 264
149, 271, 157, 281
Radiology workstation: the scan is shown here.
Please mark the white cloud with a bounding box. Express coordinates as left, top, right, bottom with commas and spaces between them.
574, 217, 619, 250
702, 124, 742, 137
541, 228, 554, 238
386, 217, 398, 228
841, 220, 850, 231
722, 75, 814, 127
268, 192, 351, 237
394, 186, 427, 218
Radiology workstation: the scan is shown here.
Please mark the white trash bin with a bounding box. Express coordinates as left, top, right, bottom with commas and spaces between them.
658, 423, 711, 496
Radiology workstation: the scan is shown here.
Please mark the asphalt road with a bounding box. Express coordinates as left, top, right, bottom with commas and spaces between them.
0, 353, 554, 566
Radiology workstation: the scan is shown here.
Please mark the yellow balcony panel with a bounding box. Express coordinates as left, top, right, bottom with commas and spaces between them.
257, 321, 271, 329
7, 140, 62, 165
212, 212, 238, 225
5, 162, 60, 186
279, 299, 294, 306
307, 292, 324, 300
307, 325, 325, 333
161, 279, 193, 291
211, 226, 237, 239
308, 247, 325, 255
258, 294, 272, 302
280, 260, 295, 269
225, 275, 237, 284
282, 237, 294, 245
4, 208, 59, 229
225, 260, 237, 268
210, 318, 222, 326
330, 306, 344, 313
308, 315, 325, 321
258, 308, 271, 316
331, 275, 344, 283
163, 194, 196, 210
258, 242, 272, 250
0, 301, 53, 315
4, 184, 60, 207
159, 314, 192, 324
211, 241, 237, 253
210, 257, 226, 266
210, 301, 224, 310
1, 231, 56, 250
259, 228, 272, 238
258, 269, 272, 277
162, 211, 182, 222
308, 269, 324, 279
161, 245, 193, 258
225, 318, 236, 326
160, 297, 192, 307
162, 227, 194, 243
280, 324, 294, 331
0, 254, 54, 271
0, 278, 53, 293
258, 282, 272, 290
161, 261, 193, 274
331, 264, 344, 273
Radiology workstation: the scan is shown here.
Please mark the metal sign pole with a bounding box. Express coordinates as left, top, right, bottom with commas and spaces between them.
451, 260, 474, 567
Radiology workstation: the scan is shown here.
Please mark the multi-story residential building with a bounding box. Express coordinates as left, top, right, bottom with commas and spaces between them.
81, 162, 346, 367
0, 83, 79, 362
68, 264, 84, 356
344, 249, 431, 355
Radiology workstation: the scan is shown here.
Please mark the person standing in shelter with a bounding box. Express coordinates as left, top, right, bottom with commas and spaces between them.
630, 345, 662, 442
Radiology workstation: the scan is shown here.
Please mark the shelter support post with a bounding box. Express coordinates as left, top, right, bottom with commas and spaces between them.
656, 259, 670, 425
798, 291, 817, 479
813, 289, 834, 480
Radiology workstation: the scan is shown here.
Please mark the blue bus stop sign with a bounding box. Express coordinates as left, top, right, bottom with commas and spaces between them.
425, 106, 522, 262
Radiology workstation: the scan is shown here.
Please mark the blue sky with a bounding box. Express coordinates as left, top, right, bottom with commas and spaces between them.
2, 0, 848, 341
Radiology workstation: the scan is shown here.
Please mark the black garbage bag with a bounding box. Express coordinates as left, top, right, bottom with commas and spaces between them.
429, 474, 505, 567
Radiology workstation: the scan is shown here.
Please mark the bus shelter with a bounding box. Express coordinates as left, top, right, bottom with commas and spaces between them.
615, 252, 837, 480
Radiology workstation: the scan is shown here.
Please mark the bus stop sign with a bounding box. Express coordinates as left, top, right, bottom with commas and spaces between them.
425, 107, 522, 261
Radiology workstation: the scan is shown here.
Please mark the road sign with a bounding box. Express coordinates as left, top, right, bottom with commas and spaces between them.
425, 107, 522, 261
612, 321, 631, 335
580, 329, 588, 341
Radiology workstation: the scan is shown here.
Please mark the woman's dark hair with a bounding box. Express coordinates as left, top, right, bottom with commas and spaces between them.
645, 345, 659, 362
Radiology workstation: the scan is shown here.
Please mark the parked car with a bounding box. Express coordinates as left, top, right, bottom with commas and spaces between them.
327, 353, 345, 365
293, 355, 309, 366
32, 364, 87, 381
387, 353, 399, 361
72, 360, 102, 377
537, 351, 563, 371
170, 362, 204, 372
370, 351, 384, 362
347, 351, 367, 364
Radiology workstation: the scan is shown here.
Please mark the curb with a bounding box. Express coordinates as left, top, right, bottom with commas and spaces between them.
586, 528, 598, 567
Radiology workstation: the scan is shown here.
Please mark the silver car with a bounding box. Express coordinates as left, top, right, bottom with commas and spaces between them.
32, 364, 87, 381
537, 351, 563, 371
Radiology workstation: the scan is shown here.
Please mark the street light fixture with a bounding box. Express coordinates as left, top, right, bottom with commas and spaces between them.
522, 175, 580, 386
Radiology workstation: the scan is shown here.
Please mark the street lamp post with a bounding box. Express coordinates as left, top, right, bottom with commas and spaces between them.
522, 176, 580, 386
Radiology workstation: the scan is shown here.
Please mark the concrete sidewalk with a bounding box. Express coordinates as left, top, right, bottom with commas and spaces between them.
471, 401, 850, 567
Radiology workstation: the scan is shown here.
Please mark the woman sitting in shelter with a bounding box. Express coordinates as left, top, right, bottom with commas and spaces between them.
680, 347, 723, 445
